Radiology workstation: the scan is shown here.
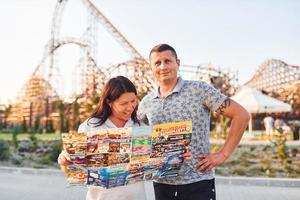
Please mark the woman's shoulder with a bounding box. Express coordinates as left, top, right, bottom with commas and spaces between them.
78, 118, 146, 132
78, 119, 88, 132
78, 117, 102, 132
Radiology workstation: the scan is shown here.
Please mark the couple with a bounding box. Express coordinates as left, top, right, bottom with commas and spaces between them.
57, 44, 250, 200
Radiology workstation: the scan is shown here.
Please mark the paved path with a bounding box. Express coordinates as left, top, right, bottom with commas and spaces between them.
216, 184, 300, 200
0, 170, 86, 200
210, 138, 300, 146
0, 168, 299, 200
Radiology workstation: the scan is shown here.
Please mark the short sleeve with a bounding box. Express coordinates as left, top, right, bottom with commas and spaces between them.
201, 82, 227, 112
77, 120, 88, 132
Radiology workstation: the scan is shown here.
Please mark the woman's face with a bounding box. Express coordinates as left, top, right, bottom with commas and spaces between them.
109, 92, 137, 122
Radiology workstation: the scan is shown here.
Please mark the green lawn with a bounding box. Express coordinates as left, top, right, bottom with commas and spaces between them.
0, 133, 62, 141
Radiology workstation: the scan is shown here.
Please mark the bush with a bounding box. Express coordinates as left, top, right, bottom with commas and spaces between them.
11, 154, 23, 165
33, 141, 62, 168
0, 140, 10, 160
49, 140, 62, 162
29, 134, 38, 151
232, 166, 247, 176
12, 131, 18, 148
37, 153, 52, 165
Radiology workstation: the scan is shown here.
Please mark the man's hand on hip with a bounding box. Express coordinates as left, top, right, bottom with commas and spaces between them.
194, 152, 228, 173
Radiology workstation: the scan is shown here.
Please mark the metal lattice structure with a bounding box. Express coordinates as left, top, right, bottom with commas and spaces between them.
81, 0, 145, 60
246, 59, 300, 116
180, 64, 238, 96
6, 0, 237, 131
6, 0, 153, 130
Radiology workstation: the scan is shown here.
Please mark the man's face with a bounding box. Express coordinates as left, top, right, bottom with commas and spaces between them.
150, 50, 180, 84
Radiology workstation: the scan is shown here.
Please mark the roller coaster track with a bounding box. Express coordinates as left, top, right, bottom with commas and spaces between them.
7, 0, 238, 129
246, 59, 300, 115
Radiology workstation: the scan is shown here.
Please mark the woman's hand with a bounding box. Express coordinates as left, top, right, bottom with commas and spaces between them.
57, 150, 72, 174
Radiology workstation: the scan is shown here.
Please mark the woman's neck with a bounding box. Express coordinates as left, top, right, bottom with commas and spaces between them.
108, 116, 127, 128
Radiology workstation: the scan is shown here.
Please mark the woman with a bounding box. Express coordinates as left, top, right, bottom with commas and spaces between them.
57, 76, 147, 200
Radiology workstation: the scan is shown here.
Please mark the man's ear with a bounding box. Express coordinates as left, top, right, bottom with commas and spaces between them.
176, 59, 180, 69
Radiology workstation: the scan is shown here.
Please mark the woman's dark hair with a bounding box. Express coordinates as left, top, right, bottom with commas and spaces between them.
88, 76, 139, 127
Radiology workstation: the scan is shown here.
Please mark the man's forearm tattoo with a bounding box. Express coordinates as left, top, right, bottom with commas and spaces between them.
216, 98, 231, 114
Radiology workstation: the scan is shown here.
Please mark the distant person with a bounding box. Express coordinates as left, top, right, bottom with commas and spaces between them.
263, 115, 274, 136
274, 117, 291, 135
138, 43, 250, 200
57, 76, 147, 200
291, 120, 300, 140
274, 117, 284, 130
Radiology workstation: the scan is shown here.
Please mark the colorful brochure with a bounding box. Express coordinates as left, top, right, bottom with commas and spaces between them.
61, 121, 192, 188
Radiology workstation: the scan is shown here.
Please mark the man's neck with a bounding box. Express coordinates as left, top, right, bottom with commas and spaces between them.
159, 78, 178, 97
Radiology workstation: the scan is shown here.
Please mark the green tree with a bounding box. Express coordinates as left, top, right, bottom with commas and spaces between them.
56, 100, 65, 133
12, 128, 18, 149
4, 104, 12, 128
34, 116, 41, 133
46, 119, 54, 133
21, 117, 27, 133
270, 128, 288, 164
71, 98, 80, 130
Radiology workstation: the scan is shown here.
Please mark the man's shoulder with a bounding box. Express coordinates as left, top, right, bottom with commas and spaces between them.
181, 79, 211, 91
141, 91, 156, 102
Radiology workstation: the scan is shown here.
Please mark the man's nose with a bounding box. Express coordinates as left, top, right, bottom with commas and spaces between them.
159, 62, 167, 69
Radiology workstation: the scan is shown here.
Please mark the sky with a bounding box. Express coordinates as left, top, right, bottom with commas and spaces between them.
0, 0, 299, 104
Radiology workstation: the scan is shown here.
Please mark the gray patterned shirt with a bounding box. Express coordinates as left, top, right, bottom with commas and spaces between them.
138, 77, 227, 185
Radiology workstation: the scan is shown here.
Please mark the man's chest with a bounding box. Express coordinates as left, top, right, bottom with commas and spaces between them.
146, 94, 206, 124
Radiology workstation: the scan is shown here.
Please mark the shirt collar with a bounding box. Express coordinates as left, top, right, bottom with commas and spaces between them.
104, 118, 134, 128
153, 77, 185, 99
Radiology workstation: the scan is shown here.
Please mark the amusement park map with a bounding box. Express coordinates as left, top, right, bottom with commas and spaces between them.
61, 121, 192, 189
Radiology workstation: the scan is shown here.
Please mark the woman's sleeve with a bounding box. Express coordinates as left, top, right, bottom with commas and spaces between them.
77, 120, 88, 132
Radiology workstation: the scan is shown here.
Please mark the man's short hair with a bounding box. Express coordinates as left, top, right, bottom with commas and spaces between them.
149, 44, 178, 60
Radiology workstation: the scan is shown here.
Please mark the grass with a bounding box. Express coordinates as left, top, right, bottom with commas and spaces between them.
0, 133, 62, 141
214, 143, 300, 178
211, 130, 294, 141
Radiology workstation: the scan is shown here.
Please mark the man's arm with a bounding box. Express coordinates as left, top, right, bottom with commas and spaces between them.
195, 98, 250, 172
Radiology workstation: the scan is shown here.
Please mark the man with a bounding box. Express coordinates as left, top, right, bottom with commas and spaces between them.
263, 114, 274, 136
138, 44, 250, 200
